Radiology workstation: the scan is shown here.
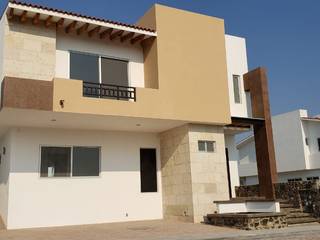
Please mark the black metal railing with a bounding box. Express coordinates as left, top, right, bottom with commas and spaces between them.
83, 82, 136, 101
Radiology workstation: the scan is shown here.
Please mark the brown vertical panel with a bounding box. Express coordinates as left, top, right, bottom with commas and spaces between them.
243, 67, 277, 199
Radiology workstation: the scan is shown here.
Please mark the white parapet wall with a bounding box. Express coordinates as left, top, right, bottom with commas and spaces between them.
216, 201, 280, 214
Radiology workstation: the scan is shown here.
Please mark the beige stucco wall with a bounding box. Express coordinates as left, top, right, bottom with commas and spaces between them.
2, 17, 56, 81
160, 124, 229, 223
137, 4, 231, 124
52, 4, 231, 125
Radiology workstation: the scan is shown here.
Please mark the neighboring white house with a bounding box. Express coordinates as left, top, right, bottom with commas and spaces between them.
238, 109, 320, 185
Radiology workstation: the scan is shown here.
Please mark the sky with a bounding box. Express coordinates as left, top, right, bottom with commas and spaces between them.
1, 0, 319, 116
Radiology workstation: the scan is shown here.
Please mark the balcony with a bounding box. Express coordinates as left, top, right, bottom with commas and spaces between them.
83, 82, 136, 101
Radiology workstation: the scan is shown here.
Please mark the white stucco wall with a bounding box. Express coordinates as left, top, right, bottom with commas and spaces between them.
304, 120, 320, 169
272, 110, 307, 172
0, 130, 12, 226
224, 134, 240, 197
242, 169, 320, 186
55, 31, 145, 88
237, 109, 320, 185
238, 137, 257, 178
225, 35, 250, 118
5, 128, 162, 229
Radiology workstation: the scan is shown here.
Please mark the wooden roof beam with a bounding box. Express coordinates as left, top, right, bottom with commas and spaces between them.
20, 10, 28, 23
110, 30, 124, 41
77, 23, 89, 35
121, 32, 134, 43
56, 18, 64, 28
45, 16, 53, 28
8, 8, 14, 20
131, 34, 145, 44
32, 13, 40, 25
100, 28, 113, 39
65, 21, 77, 33
88, 26, 101, 37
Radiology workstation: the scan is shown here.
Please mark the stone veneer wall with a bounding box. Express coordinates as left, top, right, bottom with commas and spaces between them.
236, 180, 320, 217
3, 17, 56, 81
160, 125, 194, 222
208, 213, 287, 230
160, 124, 229, 223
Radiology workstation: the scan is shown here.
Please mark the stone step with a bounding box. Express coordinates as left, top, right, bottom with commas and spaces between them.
287, 217, 319, 225
278, 199, 290, 204
280, 203, 295, 208
287, 212, 313, 218
281, 208, 302, 213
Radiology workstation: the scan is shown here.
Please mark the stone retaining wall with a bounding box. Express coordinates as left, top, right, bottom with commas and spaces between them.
236, 180, 320, 217
207, 213, 287, 230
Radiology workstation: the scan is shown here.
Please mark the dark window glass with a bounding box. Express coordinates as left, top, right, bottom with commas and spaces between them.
307, 176, 319, 181
318, 138, 320, 151
70, 52, 99, 83
305, 138, 309, 145
140, 149, 157, 192
72, 147, 100, 176
198, 141, 206, 151
233, 75, 241, 103
41, 147, 71, 177
101, 57, 128, 86
206, 141, 215, 152
198, 141, 215, 152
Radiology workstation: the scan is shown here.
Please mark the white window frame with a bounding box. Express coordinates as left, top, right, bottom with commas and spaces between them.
39, 145, 101, 178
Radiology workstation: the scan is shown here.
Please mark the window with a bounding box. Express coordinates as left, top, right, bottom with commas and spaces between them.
72, 147, 100, 176
40, 147, 71, 177
233, 75, 241, 103
307, 176, 319, 181
288, 178, 302, 183
318, 138, 320, 151
240, 177, 246, 186
101, 57, 128, 86
305, 138, 309, 145
140, 149, 157, 192
70, 52, 99, 83
40, 146, 100, 177
70, 52, 129, 86
198, 140, 216, 152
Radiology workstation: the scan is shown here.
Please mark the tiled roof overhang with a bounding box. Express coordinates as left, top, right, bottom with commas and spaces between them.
6, 0, 156, 43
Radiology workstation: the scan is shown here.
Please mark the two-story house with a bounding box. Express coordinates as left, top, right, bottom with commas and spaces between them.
0, 0, 276, 229
238, 109, 320, 185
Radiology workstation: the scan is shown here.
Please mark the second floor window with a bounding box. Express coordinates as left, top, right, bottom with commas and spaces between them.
70, 52, 129, 86
233, 75, 241, 103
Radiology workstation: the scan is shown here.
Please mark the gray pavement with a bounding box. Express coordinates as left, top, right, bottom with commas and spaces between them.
0, 220, 319, 240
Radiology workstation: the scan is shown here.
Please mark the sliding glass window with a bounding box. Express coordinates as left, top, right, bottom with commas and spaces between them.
70, 52, 99, 83
69, 52, 129, 86
101, 57, 128, 86
40, 146, 100, 177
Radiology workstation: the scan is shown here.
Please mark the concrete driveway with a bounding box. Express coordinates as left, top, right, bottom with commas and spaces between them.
0, 220, 239, 240
0, 220, 319, 240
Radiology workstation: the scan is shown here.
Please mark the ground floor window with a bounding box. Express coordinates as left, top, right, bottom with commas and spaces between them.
40, 146, 100, 177
307, 176, 319, 181
287, 178, 302, 183
140, 148, 157, 192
